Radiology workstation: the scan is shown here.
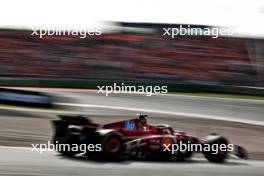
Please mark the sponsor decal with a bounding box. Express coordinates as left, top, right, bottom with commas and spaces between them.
162, 136, 173, 148
125, 120, 136, 130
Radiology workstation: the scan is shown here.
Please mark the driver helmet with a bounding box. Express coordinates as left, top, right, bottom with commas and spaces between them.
137, 113, 148, 120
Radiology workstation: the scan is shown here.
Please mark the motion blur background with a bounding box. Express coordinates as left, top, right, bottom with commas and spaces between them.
0, 1, 264, 176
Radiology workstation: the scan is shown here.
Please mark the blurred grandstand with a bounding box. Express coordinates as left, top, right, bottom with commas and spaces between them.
0, 22, 263, 90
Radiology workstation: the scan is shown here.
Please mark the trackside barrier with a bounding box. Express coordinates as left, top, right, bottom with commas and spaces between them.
0, 78, 263, 96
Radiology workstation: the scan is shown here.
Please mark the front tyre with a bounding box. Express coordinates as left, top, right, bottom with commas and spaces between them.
203, 135, 229, 163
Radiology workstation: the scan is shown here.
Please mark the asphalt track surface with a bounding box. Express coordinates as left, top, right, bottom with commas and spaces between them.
0, 89, 264, 176
0, 147, 263, 176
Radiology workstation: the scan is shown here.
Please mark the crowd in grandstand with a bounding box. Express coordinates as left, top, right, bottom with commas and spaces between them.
0, 27, 263, 86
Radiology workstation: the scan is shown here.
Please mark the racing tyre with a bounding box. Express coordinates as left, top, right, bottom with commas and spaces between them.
203, 135, 229, 163
98, 131, 123, 161
53, 134, 79, 157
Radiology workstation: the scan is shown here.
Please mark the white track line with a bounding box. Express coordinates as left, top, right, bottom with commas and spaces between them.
55, 102, 264, 126
0, 146, 31, 150
158, 93, 264, 103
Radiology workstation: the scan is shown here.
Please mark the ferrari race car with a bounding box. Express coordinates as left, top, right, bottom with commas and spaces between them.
52, 114, 248, 163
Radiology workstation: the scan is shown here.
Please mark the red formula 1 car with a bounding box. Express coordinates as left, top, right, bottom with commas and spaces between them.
52, 114, 248, 163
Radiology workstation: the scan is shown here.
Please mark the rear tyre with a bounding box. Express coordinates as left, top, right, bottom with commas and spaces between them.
53, 134, 79, 157
97, 131, 123, 161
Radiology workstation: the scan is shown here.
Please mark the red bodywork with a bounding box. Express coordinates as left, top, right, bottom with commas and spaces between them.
83, 118, 199, 154
102, 118, 196, 140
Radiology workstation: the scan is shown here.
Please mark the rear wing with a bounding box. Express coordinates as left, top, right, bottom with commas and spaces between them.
52, 115, 99, 133
57, 115, 90, 123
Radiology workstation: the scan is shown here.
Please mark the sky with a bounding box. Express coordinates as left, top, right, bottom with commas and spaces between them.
0, 0, 264, 37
